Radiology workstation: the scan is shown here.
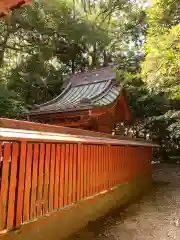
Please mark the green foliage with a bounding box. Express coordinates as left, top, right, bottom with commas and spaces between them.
142, 0, 180, 99
0, 0, 145, 118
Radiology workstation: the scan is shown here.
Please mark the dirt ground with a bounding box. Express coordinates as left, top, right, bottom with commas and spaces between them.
66, 164, 180, 240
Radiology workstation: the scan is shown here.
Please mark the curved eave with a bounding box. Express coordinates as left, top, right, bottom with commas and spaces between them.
90, 90, 123, 115
28, 91, 121, 118
29, 80, 119, 116
90, 90, 132, 122
29, 88, 132, 124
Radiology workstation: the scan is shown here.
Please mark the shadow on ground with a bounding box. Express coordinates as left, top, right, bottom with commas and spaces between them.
65, 165, 178, 240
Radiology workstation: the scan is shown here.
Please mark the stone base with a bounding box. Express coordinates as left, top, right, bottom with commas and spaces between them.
0, 177, 151, 240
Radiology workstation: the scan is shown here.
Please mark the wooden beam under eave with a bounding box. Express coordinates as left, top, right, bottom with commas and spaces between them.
50, 121, 89, 128
28, 109, 89, 121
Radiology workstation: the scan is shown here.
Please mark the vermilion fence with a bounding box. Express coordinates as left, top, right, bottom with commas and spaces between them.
0, 119, 154, 234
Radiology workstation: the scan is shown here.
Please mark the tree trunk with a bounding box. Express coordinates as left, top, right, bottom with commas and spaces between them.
0, 30, 10, 67
92, 43, 97, 69
71, 58, 75, 74
103, 50, 108, 67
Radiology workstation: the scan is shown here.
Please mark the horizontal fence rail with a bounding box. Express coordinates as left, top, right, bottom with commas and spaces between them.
0, 140, 152, 233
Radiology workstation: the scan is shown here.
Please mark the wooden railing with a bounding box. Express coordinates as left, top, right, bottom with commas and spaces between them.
0, 119, 153, 234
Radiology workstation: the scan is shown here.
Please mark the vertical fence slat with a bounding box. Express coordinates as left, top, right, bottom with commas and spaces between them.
94, 145, 97, 194
122, 146, 125, 182
104, 146, 106, 190
89, 145, 93, 196
23, 143, 33, 223
37, 143, 45, 217
15, 142, 27, 227
105, 146, 108, 190
83, 145, 87, 199
43, 144, 51, 214
49, 144, 56, 212
99, 145, 102, 192
64, 144, 69, 206
102, 146, 105, 191
0, 143, 11, 231
118, 147, 120, 184
110, 147, 112, 187
68, 144, 73, 205
59, 144, 65, 208
77, 144, 81, 202
54, 144, 61, 210
100, 146, 103, 191
30, 144, 39, 220
92, 145, 95, 195
80, 145, 84, 200
97, 146, 100, 193
96, 145, 99, 193
115, 147, 118, 185
113, 147, 116, 186
72, 144, 77, 203
7, 143, 19, 230
86, 145, 90, 197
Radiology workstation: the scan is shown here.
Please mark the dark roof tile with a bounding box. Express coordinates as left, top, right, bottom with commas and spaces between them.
29, 66, 121, 115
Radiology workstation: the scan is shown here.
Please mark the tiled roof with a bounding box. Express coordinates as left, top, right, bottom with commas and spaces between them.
29, 66, 121, 115
70, 66, 116, 86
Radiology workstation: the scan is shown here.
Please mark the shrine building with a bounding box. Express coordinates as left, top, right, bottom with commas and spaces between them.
28, 66, 132, 134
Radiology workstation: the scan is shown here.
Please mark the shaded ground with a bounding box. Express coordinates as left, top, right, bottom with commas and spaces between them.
66, 164, 180, 240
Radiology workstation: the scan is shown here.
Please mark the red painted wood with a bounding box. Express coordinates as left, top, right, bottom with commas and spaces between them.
68, 144, 73, 205
95, 146, 98, 194
97, 146, 100, 192
92, 145, 96, 195
103, 146, 106, 190
76, 144, 81, 202
0, 128, 153, 233
104, 146, 107, 190
107, 146, 109, 189
59, 144, 65, 208
99, 145, 102, 192
80, 145, 84, 200
43, 144, 51, 213
83, 145, 87, 198
118, 147, 121, 182
15, 142, 27, 227
72, 144, 77, 203
89, 145, 93, 196
64, 144, 69, 206
49, 144, 56, 212
30, 144, 39, 220
37, 144, 45, 217
7, 143, 19, 229
97, 145, 100, 192
86, 145, 90, 197
23, 143, 33, 223
116, 147, 118, 185
0, 143, 11, 230
54, 144, 61, 210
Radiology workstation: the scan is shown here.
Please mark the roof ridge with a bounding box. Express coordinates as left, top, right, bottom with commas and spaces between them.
70, 66, 116, 79
71, 79, 110, 87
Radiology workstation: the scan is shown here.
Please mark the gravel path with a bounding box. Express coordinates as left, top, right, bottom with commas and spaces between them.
66, 164, 180, 240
